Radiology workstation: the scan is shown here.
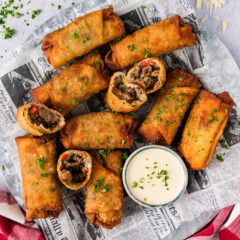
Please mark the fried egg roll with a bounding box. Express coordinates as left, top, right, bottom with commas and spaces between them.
105, 72, 147, 113
17, 102, 65, 136
31, 52, 110, 116
60, 112, 136, 150
57, 150, 92, 190
178, 90, 234, 170
85, 154, 123, 229
15, 135, 63, 221
105, 15, 196, 70
127, 58, 166, 94
138, 68, 201, 145
91, 150, 122, 176
42, 7, 125, 69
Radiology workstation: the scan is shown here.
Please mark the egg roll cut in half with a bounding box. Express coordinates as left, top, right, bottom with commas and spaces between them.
60, 112, 136, 150
178, 90, 234, 170
17, 102, 65, 136
127, 58, 166, 94
57, 150, 92, 190
31, 52, 110, 116
91, 150, 122, 176
105, 15, 196, 70
42, 7, 125, 69
85, 153, 123, 229
138, 68, 201, 145
105, 72, 147, 113
15, 135, 63, 221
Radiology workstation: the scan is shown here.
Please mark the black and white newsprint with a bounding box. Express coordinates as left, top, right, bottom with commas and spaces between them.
0, 0, 240, 239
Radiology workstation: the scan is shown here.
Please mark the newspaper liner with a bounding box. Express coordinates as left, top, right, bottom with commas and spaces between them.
0, 0, 240, 239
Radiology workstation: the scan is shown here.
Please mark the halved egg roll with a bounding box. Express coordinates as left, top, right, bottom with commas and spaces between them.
31, 52, 110, 116
85, 154, 123, 229
17, 102, 65, 136
42, 7, 125, 69
105, 72, 147, 112
178, 90, 234, 170
127, 58, 166, 94
105, 15, 196, 70
57, 150, 92, 190
138, 68, 201, 145
60, 112, 136, 150
15, 135, 63, 221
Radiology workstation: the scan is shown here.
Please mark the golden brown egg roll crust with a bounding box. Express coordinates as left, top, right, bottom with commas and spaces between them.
60, 111, 136, 150
17, 102, 65, 136
105, 15, 196, 70
178, 90, 233, 170
42, 7, 124, 69
31, 52, 110, 116
85, 154, 123, 229
138, 68, 201, 145
15, 135, 63, 221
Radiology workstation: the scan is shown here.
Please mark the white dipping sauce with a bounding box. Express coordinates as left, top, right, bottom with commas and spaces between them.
125, 147, 186, 206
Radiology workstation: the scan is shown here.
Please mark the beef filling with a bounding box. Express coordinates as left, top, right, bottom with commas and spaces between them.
61, 154, 87, 183
112, 75, 139, 104
29, 106, 59, 130
130, 63, 160, 90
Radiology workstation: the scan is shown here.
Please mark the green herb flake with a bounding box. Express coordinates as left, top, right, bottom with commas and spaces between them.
82, 37, 90, 43
41, 173, 48, 177
93, 178, 105, 193
216, 154, 224, 162
122, 152, 128, 161
72, 30, 79, 39
178, 77, 184, 82
144, 197, 147, 201
36, 156, 44, 169
121, 140, 125, 145
31, 9, 41, 19
71, 99, 76, 105
212, 108, 217, 114
132, 181, 138, 188
94, 60, 100, 65
209, 114, 213, 120
215, 118, 219, 122
129, 112, 134, 116
127, 44, 136, 51
141, 5, 146, 8
139, 186, 144, 190
4, 27, 14, 39
96, 138, 100, 143
101, 184, 109, 194
1, 164, 4, 171
60, 87, 66, 91
51, 188, 57, 192
58, 5, 61, 10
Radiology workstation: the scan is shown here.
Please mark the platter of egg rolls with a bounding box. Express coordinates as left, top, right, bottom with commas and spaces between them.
8, 5, 235, 233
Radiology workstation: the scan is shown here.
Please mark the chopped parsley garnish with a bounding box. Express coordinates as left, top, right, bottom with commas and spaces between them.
41, 173, 48, 177
31, 9, 41, 19
219, 139, 229, 149
178, 77, 184, 82
94, 60, 100, 65
58, 5, 61, 10
84, 78, 88, 84
212, 108, 217, 114
139, 186, 144, 190
72, 31, 79, 39
96, 138, 100, 143
4, 27, 14, 39
141, 5, 146, 8
215, 118, 219, 122
82, 37, 89, 43
122, 152, 128, 161
132, 181, 138, 188
129, 112, 134, 116
93, 178, 104, 193
216, 154, 224, 162
60, 87, 66, 91
121, 140, 125, 145
101, 184, 109, 193
144, 197, 147, 201
36, 156, 44, 169
51, 188, 57, 192
71, 99, 76, 105
128, 44, 136, 51
1, 164, 4, 171
209, 114, 213, 120
142, 48, 151, 58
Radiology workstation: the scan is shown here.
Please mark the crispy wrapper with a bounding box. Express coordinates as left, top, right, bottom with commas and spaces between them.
17, 102, 65, 136
178, 90, 234, 170
85, 153, 123, 229
31, 52, 110, 116
127, 58, 166, 94
60, 112, 136, 149
15, 135, 63, 221
91, 150, 122, 176
42, 7, 125, 69
105, 15, 196, 70
105, 72, 147, 113
138, 68, 201, 145
57, 150, 92, 190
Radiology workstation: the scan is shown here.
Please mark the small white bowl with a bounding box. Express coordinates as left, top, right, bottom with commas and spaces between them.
122, 145, 188, 208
